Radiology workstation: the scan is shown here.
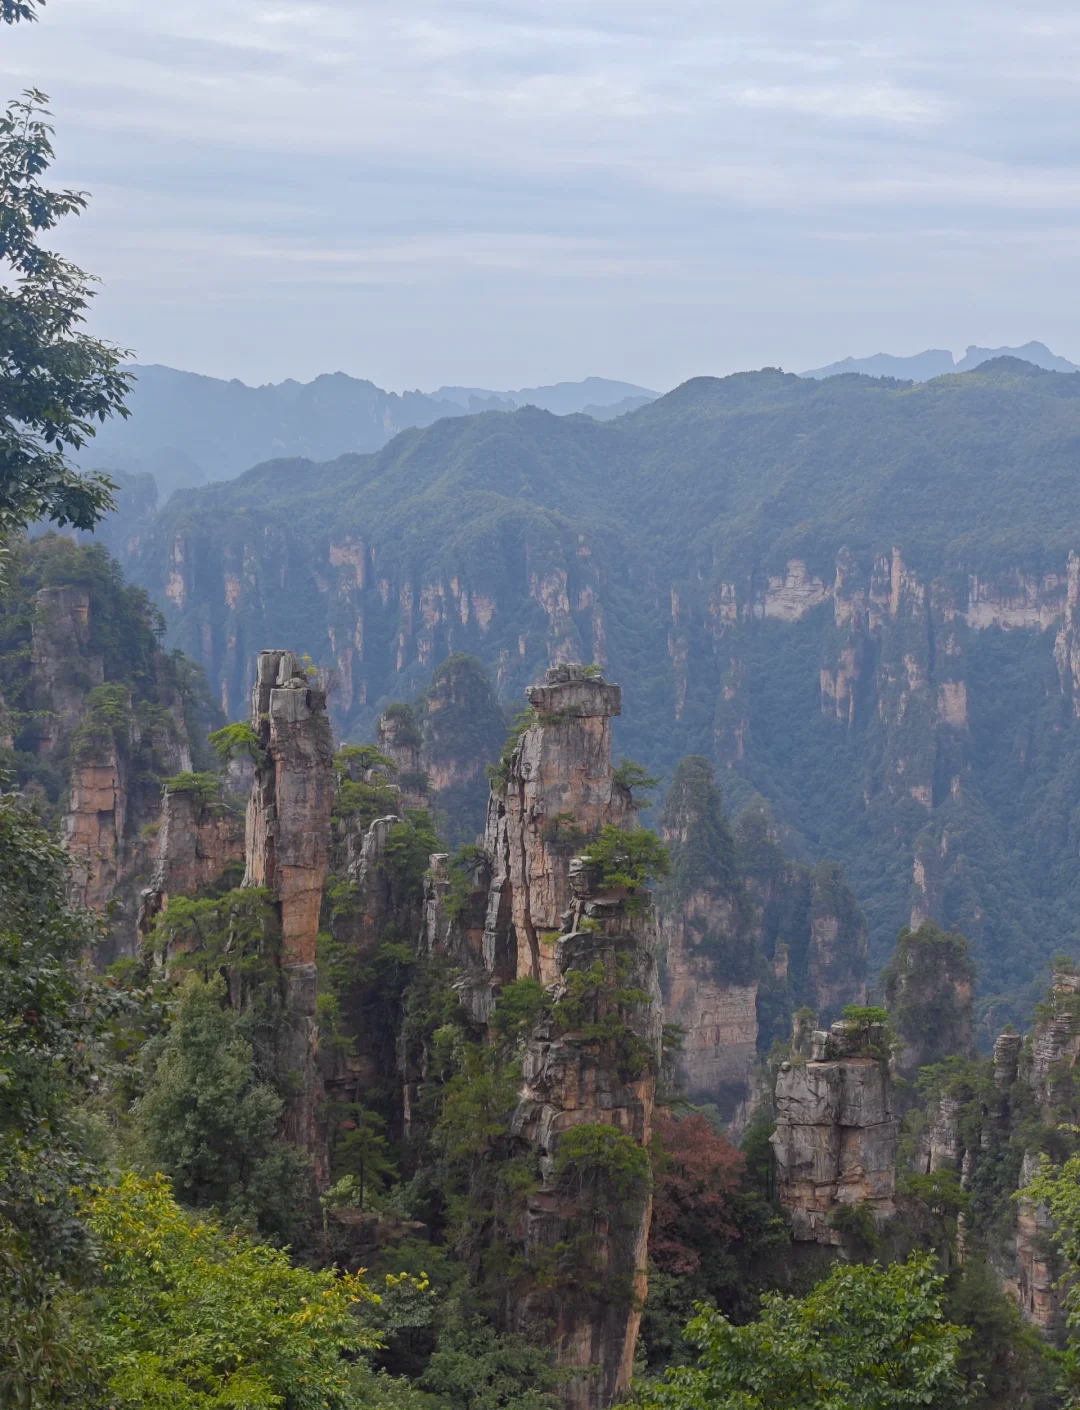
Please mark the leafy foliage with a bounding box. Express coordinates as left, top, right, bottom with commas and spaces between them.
649, 1112, 743, 1276
208, 720, 265, 768
0, 85, 130, 539
418, 1317, 561, 1410
581, 825, 670, 896
0, 785, 105, 1402
87, 1172, 380, 1410
637, 1254, 968, 1410
131, 974, 314, 1243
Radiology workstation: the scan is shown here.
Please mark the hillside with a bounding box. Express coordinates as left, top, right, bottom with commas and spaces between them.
102, 358, 1080, 1027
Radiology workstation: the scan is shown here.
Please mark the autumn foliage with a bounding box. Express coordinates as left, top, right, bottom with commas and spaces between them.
649, 1111, 744, 1274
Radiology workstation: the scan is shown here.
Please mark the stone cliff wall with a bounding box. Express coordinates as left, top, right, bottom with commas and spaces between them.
424, 665, 660, 1409
771, 1019, 897, 1247
481, 665, 633, 991
27, 579, 192, 959
244, 648, 335, 1183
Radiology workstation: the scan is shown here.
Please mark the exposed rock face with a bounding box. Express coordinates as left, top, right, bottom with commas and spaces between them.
64, 728, 128, 915
657, 755, 759, 1117
31, 585, 103, 759
377, 706, 429, 809
511, 858, 662, 1410
138, 785, 245, 947
425, 665, 660, 1409
771, 1019, 897, 1246
245, 649, 335, 965
482, 664, 632, 989
27, 576, 192, 957
244, 648, 335, 1181
662, 899, 757, 1112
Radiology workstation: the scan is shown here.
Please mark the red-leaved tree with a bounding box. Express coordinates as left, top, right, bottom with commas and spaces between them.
650, 1111, 744, 1274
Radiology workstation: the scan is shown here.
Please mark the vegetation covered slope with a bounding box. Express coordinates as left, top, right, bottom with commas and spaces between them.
107, 359, 1080, 1023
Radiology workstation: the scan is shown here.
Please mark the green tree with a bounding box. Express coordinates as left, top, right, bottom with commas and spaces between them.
581, 825, 670, 893
0, 783, 109, 1403
1021, 1149, 1080, 1399
419, 1317, 561, 1410
131, 974, 313, 1242
0, 75, 130, 539
638, 1255, 968, 1410
86, 1171, 380, 1410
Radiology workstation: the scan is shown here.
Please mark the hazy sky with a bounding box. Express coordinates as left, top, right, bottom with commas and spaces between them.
4, 0, 1080, 389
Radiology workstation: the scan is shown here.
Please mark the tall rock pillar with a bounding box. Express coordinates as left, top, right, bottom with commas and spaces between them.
771, 1017, 897, 1245
482, 663, 632, 992
467, 665, 660, 1409
244, 649, 335, 1181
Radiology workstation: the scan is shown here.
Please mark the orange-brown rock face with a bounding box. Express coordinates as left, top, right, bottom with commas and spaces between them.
432, 665, 660, 1409
244, 649, 335, 1181
771, 1019, 897, 1246
482, 665, 632, 988
245, 649, 335, 965
64, 741, 127, 914
138, 786, 245, 950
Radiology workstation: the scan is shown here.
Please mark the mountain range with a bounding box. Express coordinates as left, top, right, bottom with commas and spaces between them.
75, 364, 656, 499
801, 339, 1080, 381
91, 355, 1080, 1030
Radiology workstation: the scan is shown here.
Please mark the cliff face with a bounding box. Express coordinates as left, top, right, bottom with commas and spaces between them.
771, 1018, 897, 1247
244, 648, 335, 1180
482, 665, 633, 992
903, 972, 1080, 1337
113, 371, 1080, 1017
245, 649, 335, 965
424, 665, 661, 1409
138, 785, 245, 948
8, 540, 203, 961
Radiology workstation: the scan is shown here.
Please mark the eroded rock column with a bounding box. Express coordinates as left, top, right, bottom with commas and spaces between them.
771, 1018, 897, 1245
244, 649, 335, 1180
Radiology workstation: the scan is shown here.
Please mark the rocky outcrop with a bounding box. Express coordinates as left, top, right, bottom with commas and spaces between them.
662, 904, 757, 1113
244, 648, 335, 1182
424, 664, 661, 1409
805, 864, 868, 1017
376, 705, 429, 809
657, 756, 759, 1117
510, 856, 662, 1410
245, 649, 335, 964
25, 568, 193, 959
771, 1018, 897, 1246
481, 664, 633, 992
138, 785, 245, 948
31, 584, 103, 759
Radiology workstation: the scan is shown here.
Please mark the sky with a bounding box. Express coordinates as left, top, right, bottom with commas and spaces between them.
4, 0, 1080, 390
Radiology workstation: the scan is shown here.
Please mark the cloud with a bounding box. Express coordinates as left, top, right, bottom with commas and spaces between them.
1, 0, 1078, 387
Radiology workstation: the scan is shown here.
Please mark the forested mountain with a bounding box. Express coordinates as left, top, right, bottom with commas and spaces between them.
74, 364, 656, 495
97, 357, 1080, 1028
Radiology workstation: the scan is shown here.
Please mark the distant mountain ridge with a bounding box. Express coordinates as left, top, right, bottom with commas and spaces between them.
75, 365, 657, 500
801, 340, 1080, 381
